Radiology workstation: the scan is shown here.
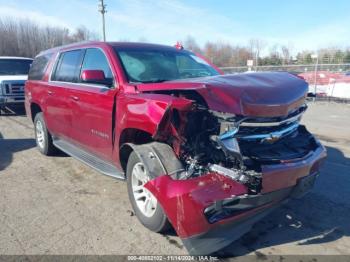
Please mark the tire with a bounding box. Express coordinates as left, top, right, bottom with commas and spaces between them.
34, 112, 56, 156
126, 151, 171, 233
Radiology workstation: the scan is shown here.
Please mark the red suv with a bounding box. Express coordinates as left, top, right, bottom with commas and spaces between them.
25, 41, 326, 255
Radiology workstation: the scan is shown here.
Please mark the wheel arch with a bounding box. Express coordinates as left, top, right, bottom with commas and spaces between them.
119, 128, 153, 172
30, 102, 42, 122
120, 141, 184, 179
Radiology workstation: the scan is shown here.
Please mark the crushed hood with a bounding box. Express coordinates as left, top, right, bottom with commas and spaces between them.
136, 72, 308, 117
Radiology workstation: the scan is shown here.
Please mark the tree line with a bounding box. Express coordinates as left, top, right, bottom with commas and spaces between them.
1, 17, 350, 67
182, 36, 350, 67
0, 17, 98, 58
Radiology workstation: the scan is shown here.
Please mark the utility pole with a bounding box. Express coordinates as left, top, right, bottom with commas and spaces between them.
98, 0, 107, 42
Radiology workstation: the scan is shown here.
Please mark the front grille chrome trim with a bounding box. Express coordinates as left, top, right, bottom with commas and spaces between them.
240, 112, 303, 127
1, 80, 25, 96
237, 122, 299, 141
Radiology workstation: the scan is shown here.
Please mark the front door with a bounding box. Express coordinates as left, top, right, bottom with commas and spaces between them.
68, 48, 117, 162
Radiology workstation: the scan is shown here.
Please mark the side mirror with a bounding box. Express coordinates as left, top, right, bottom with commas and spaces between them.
81, 70, 113, 86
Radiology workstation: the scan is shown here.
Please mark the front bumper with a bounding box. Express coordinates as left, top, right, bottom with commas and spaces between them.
184, 172, 318, 255
145, 142, 326, 255
0, 96, 25, 106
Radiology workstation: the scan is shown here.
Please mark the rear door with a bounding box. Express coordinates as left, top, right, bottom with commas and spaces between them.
68, 48, 117, 162
47, 49, 84, 139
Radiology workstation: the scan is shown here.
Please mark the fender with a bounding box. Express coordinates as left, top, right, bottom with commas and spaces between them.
117, 93, 193, 137
115, 93, 192, 171
121, 142, 184, 178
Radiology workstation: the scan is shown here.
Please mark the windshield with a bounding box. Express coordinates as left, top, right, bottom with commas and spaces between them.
114, 48, 219, 83
0, 59, 32, 76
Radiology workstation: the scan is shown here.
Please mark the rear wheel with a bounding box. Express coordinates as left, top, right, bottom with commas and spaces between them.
126, 151, 171, 233
34, 112, 56, 155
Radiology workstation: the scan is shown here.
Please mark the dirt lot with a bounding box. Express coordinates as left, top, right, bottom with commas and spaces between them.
0, 102, 350, 257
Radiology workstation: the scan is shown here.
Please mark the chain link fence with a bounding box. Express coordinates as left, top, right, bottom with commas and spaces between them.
220, 63, 350, 74
219, 64, 350, 102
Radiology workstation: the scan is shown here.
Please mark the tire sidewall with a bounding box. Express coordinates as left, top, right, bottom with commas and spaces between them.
126, 151, 169, 233
34, 113, 49, 155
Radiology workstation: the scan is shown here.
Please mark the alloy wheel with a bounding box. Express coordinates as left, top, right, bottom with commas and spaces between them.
131, 162, 157, 217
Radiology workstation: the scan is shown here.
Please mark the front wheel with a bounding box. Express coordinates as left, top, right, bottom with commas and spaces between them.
126, 151, 171, 233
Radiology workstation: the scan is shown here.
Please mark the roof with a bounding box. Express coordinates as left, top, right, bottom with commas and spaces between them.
0, 56, 33, 60
38, 41, 186, 56
109, 42, 181, 51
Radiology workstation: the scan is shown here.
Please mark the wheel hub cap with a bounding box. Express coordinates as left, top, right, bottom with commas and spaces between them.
131, 163, 157, 217
36, 120, 45, 149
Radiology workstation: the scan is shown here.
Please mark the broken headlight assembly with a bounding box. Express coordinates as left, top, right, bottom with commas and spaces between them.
175, 105, 312, 193
176, 109, 262, 192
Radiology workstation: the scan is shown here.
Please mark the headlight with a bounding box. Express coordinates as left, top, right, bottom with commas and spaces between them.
209, 110, 239, 139
219, 121, 238, 139
209, 110, 243, 167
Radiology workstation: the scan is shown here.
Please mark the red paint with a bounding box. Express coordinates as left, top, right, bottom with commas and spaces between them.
261, 145, 327, 193
136, 72, 308, 117
25, 41, 326, 242
81, 70, 106, 82
174, 42, 184, 50
144, 173, 248, 237
145, 144, 327, 238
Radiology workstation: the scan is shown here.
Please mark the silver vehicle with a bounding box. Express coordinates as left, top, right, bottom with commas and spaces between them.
0, 57, 33, 114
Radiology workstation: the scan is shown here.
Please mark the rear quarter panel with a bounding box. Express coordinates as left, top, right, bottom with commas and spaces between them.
25, 51, 58, 126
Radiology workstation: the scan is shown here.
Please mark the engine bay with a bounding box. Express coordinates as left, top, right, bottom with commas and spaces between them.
152, 91, 319, 194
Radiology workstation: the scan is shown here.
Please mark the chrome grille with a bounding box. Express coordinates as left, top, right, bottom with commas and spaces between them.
1, 81, 25, 96
236, 105, 307, 142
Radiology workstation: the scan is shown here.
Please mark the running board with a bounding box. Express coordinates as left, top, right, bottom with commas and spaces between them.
53, 138, 125, 180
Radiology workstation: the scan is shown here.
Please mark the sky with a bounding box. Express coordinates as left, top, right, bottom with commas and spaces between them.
0, 0, 349, 54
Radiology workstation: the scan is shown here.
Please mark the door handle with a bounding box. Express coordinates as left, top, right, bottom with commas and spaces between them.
70, 95, 79, 101
47, 90, 54, 95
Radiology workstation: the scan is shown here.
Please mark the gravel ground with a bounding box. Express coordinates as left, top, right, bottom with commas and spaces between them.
0, 102, 349, 257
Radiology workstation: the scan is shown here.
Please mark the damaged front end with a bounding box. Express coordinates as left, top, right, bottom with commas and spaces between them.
133, 78, 326, 255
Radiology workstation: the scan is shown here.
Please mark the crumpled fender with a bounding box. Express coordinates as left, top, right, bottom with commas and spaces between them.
121, 142, 184, 179
117, 93, 192, 137
144, 173, 248, 238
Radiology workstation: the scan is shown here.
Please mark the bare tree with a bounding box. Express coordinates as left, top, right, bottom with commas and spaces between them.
183, 35, 201, 53
281, 45, 290, 65
2, 16, 350, 67
249, 38, 266, 68
0, 17, 98, 58
280, 42, 294, 65
71, 25, 99, 42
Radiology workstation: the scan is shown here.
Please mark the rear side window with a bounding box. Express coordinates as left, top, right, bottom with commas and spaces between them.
52, 50, 83, 82
28, 54, 52, 80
